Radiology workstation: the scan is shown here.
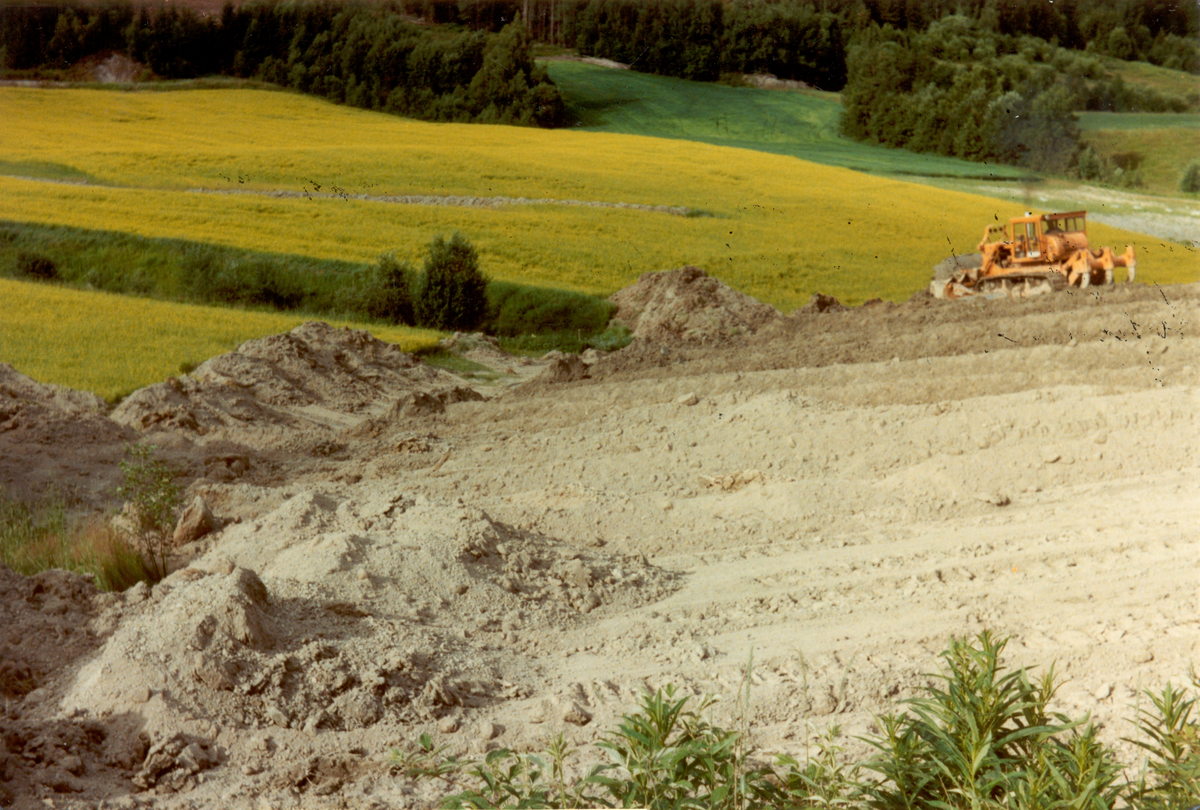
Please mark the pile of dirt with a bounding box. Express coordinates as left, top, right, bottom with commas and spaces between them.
112, 322, 461, 451
794, 292, 848, 314
2, 276, 1198, 808
43, 490, 677, 806
0, 364, 134, 505
0, 566, 130, 806
609, 266, 781, 343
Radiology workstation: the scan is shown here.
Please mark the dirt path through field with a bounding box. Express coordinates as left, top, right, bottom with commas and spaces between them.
0, 174, 691, 216
1, 278, 1197, 809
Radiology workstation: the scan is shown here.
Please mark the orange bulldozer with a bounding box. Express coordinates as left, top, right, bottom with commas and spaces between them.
930, 211, 1136, 299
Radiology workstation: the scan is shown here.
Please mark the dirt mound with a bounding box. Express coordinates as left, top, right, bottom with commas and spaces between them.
0, 364, 134, 505
511, 351, 594, 396
0, 565, 128, 807
794, 292, 848, 314
111, 322, 460, 450
49, 490, 677, 805
610, 266, 780, 343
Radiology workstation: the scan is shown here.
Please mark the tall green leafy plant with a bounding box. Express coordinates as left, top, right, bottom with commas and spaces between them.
364, 251, 416, 325
861, 631, 1122, 810
1126, 676, 1200, 810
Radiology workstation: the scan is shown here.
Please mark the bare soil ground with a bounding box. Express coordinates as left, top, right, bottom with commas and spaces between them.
1, 273, 1198, 809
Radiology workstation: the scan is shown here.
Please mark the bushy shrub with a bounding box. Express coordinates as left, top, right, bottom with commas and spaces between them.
1127, 675, 1200, 809
363, 252, 416, 325
1181, 161, 1200, 194
15, 250, 57, 280
414, 233, 488, 332
863, 631, 1122, 809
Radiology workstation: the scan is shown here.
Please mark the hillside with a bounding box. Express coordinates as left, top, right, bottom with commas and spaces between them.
0, 86, 1190, 319
1, 15, 1199, 808
545, 60, 1030, 180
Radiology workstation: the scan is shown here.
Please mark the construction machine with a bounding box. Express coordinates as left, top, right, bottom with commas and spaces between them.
930, 211, 1136, 299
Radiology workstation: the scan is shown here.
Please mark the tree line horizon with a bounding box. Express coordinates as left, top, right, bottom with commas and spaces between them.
1, 0, 1196, 177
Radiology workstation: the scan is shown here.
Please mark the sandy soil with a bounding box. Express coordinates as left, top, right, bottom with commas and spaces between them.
1, 273, 1198, 809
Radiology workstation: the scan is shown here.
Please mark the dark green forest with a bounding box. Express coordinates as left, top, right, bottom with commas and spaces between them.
1, 0, 1197, 174
401, 0, 1198, 81
0, 1, 565, 125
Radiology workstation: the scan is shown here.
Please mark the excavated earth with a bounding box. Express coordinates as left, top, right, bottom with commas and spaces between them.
1, 271, 1198, 809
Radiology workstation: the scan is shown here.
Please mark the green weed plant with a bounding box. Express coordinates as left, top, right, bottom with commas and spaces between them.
1126, 675, 1200, 809
395, 632, 1199, 810
116, 443, 183, 582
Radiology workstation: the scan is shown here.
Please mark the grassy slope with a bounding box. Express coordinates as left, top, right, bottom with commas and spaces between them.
1079, 58, 1199, 196
546, 60, 1028, 180
550, 58, 1200, 201
0, 277, 441, 401
0, 87, 1180, 305
1103, 56, 1200, 105
0, 80, 1194, 398
1077, 112, 1200, 195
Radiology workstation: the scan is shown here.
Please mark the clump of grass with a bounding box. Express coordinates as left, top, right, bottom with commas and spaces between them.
0, 487, 148, 592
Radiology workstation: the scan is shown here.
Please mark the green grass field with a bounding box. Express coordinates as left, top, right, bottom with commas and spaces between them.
550, 59, 1200, 200
546, 60, 1030, 180
1076, 112, 1200, 131
1077, 112, 1200, 195
1103, 56, 1200, 106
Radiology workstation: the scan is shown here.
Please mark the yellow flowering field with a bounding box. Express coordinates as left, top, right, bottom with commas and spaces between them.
0, 87, 1190, 312
0, 278, 441, 402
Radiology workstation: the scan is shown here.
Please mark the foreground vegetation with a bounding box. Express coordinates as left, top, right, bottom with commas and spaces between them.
396, 632, 1199, 809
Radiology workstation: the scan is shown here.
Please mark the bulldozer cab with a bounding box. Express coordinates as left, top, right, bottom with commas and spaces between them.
1007, 211, 1087, 262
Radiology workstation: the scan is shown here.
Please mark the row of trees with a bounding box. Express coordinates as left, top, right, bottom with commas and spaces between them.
395, 0, 1199, 81
2, 1, 1194, 102
840, 13, 1194, 177
0, 2, 564, 126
